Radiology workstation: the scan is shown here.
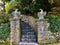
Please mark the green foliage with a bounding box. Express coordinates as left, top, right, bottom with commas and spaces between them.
0, 23, 10, 40
2, 0, 11, 2
16, 0, 52, 14
4, 0, 52, 14
5, 1, 16, 14
0, 0, 10, 41
45, 15, 60, 33
0, 11, 9, 24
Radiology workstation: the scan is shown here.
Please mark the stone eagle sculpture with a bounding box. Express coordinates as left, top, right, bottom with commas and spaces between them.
38, 9, 46, 20
12, 9, 21, 19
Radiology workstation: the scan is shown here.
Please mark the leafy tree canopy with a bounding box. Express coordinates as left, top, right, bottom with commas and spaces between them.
4, 0, 52, 14
15, 0, 52, 14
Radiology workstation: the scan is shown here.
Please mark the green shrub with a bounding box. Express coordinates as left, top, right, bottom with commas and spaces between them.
45, 15, 60, 33
45, 14, 60, 42
0, 11, 9, 24
0, 23, 10, 41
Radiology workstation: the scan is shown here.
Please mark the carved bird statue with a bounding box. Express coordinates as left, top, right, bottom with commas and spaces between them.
12, 9, 21, 19
38, 9, 46, 20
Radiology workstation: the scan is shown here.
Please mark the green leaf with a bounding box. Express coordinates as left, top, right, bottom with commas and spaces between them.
5, 1, 15, 14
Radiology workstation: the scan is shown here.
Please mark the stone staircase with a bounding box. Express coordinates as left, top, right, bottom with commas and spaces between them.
19, 21, 38, 45
20, 21, 37, 42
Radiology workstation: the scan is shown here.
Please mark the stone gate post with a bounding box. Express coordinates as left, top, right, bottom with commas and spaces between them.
37, 19, 48, 43
10, 9, 21, 45
37, 9, 50, 44
10, 19, 20, 45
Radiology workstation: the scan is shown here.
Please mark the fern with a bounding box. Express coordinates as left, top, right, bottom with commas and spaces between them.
5, 1, 15, 14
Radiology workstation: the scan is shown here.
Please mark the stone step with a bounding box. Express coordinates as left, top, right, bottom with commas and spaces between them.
21, 38, 36, 42
19, 42, 38, 45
